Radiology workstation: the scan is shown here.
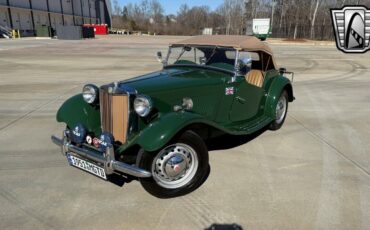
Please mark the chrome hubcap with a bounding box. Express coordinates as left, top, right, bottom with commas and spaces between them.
276, 95, 287, 124
152, 143, 198, 189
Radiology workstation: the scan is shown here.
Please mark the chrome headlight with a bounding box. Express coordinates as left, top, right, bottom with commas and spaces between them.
82, 84, 99, 104
134, 95, 152, 117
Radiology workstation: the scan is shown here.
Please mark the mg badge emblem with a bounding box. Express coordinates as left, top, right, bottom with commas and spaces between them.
331, 6, 370, 53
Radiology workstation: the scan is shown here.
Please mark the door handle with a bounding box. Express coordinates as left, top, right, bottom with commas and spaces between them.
236, 96, 246, 103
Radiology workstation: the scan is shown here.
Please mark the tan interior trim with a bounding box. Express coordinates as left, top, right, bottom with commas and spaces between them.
245, 70, 265, 88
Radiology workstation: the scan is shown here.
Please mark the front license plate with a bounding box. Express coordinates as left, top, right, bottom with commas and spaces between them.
66, 154, 107, 180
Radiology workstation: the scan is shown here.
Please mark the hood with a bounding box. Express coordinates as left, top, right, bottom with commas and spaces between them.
121, 67, 226, 94
119, 66, 229, 117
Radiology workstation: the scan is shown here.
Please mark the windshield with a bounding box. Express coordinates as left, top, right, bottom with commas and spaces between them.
167, 46, 239, 72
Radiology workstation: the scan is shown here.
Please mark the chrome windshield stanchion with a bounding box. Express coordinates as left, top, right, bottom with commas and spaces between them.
229, 49, 240, 83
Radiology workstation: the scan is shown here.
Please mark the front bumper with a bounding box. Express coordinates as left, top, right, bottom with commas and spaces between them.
51, 131, 151, 178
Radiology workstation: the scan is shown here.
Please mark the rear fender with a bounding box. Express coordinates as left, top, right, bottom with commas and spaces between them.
56, 94, 101, 134
264, 76, 293, 119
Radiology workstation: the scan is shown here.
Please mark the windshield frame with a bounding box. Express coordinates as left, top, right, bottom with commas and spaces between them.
165, 45, 239, 75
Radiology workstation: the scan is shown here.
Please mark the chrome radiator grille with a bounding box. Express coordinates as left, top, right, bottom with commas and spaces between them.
100, 89, 129, 144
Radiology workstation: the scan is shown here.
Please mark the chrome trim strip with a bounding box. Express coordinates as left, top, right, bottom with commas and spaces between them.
112, 162, 151, 178
51, 135, 63, 146
68, 144, 106, 164
51, 133, 151, 178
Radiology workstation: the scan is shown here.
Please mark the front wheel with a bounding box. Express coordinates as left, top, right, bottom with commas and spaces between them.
269, 90, 288, 130
138, 131, 209, 198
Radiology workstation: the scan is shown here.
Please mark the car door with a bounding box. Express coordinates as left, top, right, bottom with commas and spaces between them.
228, 77, 265, 122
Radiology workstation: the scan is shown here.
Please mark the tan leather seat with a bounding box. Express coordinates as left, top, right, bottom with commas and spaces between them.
245, 70, 264, 87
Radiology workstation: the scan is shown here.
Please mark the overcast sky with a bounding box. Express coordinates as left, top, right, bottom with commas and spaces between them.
116, 0, 225, 15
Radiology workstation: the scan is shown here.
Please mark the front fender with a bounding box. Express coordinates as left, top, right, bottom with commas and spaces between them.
56, 94, 101, 134
265, 76, 293, 119
136, 112, 207, 152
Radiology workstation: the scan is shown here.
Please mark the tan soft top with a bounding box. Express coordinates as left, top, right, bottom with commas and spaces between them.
171, 35, 274, 55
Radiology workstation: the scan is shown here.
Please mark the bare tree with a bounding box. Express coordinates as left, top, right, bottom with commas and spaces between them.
218, 0, 245, 35
151, 0, 164, 23
271, 0, 276, 29
111, 0, 370, 39
310, 0, 321, 39
112, 0, 122, 16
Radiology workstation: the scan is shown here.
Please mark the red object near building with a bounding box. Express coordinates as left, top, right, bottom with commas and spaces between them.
82, 24, 108, 35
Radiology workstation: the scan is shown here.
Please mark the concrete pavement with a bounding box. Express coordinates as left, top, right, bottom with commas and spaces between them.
0, 36, 369, 230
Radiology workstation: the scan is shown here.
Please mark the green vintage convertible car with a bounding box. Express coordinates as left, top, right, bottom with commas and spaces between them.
51, 35, 294, 198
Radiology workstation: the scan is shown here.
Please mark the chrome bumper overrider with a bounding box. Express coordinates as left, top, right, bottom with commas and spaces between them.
51, 131, 151, 178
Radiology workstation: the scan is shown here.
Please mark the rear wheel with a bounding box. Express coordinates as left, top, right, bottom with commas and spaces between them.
269, 90, 288, 130
138, 131, 209, 198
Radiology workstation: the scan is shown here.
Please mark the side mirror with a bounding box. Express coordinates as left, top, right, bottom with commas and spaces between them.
242, 58, 252, 68
156, 51, 163, 63
184, 46, 191, 52
235, 58, 252, 74
199, 57, 207, 65
279, 67, 287, 75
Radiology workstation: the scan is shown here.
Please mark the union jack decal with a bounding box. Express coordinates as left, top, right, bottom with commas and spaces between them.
225, 87, 234, 95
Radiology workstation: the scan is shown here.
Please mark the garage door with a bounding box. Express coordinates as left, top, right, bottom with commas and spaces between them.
74, 16, 83, 26
50, 14, 63, 29
33, 12, 49, 26
11, 9, 33, 30
0, 9, 10, 28
63, 15, 74, 26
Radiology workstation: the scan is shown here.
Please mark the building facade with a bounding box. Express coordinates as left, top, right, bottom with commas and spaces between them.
0, 0, 111, 33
